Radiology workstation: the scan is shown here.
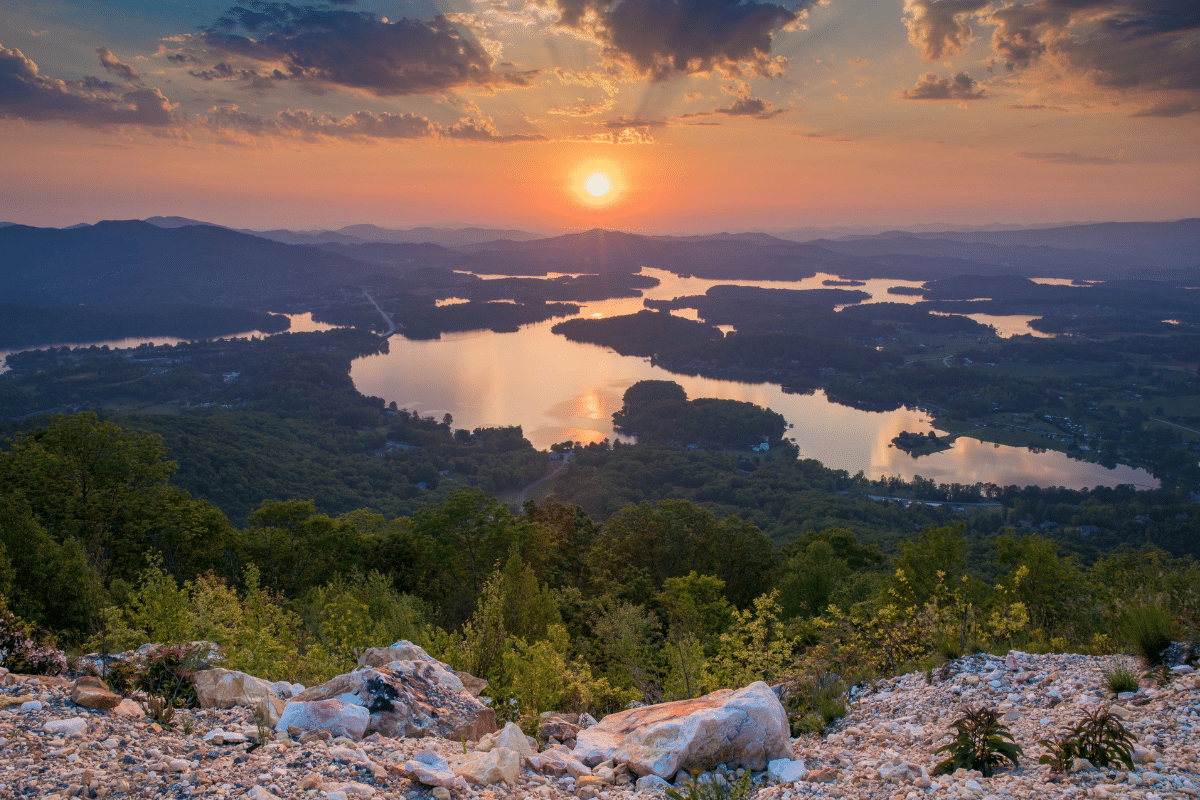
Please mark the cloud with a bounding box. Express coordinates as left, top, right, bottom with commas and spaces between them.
96, 47, 141, 84
199, 2, 536, 96
902, 1, 1200, 103
0, 44, 180, 128
898, 71, 987, 100
1018, 150, 1120, 165
1130, 99, 1200, 117
599, 115, 667, 129
902, 0, 991, 61
1003, 102, 1068, 111
206, 103, 543, 143
679, 95, 786, 119
551, 0, 806, 80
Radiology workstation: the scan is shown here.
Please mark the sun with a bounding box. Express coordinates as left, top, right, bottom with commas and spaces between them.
584, 172, 612, 198
569, 157, 627, 209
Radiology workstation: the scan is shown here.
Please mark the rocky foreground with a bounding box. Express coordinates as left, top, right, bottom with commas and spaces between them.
1, 647, 1198, 800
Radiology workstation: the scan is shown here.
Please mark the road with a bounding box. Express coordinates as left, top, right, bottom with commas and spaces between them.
363, 290, 395, 337
519, 452, 571, 504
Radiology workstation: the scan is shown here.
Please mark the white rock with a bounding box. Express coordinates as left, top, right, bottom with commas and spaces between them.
572, 681, 793, 779
453, 746, 521, 786
20, 700, 42, 713
275, 699, 369, 741
43, 717, 87, 737
768, 758, 808, 783
636, 774, 673, 792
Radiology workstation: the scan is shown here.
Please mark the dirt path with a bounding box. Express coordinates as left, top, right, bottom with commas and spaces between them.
519, 452, 570, 504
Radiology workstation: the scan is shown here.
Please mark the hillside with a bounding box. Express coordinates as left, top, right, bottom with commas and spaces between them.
0, 220, 387, 310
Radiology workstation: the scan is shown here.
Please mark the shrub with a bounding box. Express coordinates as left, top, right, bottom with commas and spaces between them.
105, 661, 139, 695
136, 645, 200, 709
1122, 605, 1174, 667
935, 707, 1023, 777
1102, 658, 1140, 695
1038, 707, 1136, 772
783, 672, 847, 737
0, 601, 67, 676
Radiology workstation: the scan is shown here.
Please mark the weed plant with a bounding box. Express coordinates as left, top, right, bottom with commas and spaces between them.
665, 771, 752, 800
784, 672, 847, 737
934, 707, 1023, 777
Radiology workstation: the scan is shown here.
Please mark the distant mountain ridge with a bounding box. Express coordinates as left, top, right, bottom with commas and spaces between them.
0, 219, 387, 310
142, 216, 543, 248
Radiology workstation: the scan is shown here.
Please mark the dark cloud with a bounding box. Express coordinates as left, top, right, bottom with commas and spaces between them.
898, 71, 987, 100
902, 0, 991, 61
552, 0, 805, 80
0, 44, 179, 128
200, 3, 534, 96
95, 47, 141, 84
599, 115, 667, 129
1130, 98, 1200, 117
1018, 150, 1119, 165
206, 104, 543, 143
678, 95, 786, 118
904, 1, 1200, 101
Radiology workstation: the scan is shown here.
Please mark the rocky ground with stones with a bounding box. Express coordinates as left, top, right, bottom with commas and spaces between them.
1, 645, 1198, 800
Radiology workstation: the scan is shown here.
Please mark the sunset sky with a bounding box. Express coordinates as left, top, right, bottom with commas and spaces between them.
2, 0, 1198, 232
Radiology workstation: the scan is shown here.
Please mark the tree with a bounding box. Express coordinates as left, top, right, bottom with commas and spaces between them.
0, 412, 176, 585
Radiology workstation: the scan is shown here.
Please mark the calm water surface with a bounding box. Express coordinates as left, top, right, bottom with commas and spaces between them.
351, 269, 1155, 489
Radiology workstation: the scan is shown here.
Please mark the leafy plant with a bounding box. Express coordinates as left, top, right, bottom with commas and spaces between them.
934, 707, 1023, 777
136, 645, 200, 709
665, 771, 752, 800
1102, 658, 1140, 695
1038, 707, 1136, 772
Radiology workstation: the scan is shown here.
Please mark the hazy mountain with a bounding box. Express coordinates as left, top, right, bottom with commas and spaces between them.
0, 220, 387, 309
334, 224, 542, 247
832, 219, 1200, 268
808, 235, 1135, 275
141, 216, 543, 248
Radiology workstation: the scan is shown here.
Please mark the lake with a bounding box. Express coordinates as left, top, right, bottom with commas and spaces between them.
350, 269, 1156, 490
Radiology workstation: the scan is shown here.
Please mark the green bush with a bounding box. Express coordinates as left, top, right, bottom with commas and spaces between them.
784, 672, 846, 736
935, 706, 1022, 777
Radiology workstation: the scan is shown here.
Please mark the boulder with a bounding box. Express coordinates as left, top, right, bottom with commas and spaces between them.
70, 677, 121, 710
476, 722, 537, 759
192, 668, 285, 710
453, 746, 521, 786
290, 661, 495, 740
526, 748, 592, 778
572, 681, 794, 778
356, 640, 488, 697
275, 700, 370, 741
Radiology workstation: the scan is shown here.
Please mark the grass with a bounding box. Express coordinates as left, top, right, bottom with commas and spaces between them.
1122, 605, 1175, 667
1102, 658, 1140, 695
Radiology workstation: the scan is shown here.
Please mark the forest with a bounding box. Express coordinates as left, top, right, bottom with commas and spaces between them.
2, 410, 1197, 731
